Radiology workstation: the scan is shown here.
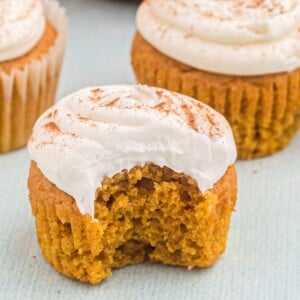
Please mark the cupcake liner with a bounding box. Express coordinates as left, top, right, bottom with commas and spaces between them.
28, 161, 237, 284
0, 0, 68, 153
132, 32, 300, 159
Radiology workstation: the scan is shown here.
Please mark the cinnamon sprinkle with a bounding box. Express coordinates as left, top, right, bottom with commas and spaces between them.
181, 104, 197, 131
46, 112, 53, 119
89, 88, 103, 102
154, 102, 167, 110
91, 88, 103, 94
104, 98, 120, 107
156, 90, 163, 98
206, 113, 216, 127
44, 122, 60, 134
89, 95, 102, 102
78, 116, 89, 122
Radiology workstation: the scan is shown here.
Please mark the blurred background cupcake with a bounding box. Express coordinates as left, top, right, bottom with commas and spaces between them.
132, 0, 300, 159
0, 0, 67, 153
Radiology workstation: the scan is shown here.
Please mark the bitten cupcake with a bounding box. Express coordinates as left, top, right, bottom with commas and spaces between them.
0, 0, 67, 153
132, 0, 300, 159
28, 85, 237, 284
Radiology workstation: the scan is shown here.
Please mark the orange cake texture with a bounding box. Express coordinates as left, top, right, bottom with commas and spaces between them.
29, 162, 237, 284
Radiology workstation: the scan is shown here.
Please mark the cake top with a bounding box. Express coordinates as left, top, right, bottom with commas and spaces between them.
137, 0, 300, 76
28, 85, 236, 217
0, 0, 45, 62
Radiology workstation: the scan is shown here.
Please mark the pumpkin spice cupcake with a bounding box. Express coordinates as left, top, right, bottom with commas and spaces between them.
132, 0, 300, 159
28, 85, 237, 284
0, 0, 67, 153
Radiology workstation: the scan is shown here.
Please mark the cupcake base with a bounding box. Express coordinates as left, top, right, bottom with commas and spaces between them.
132, 32, 300, 159
28, 162, 237, 284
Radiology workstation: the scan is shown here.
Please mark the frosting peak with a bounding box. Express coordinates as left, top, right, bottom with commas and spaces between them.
0, 0, 45, 62
137, 0, 300, 75
28, 85, 236, 217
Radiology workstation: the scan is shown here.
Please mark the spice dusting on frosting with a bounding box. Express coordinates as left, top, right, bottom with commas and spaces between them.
137, 0, 300, 75
152, 0, 293, 19
28, 85, 236, 216
54, 84, 225, 135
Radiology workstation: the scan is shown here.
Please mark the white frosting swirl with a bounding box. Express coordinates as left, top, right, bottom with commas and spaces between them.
28, 85, 236, 217
137, 0, 300, 76
0, 0, 45, 62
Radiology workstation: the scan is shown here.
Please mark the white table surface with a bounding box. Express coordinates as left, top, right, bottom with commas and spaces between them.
0, 1, 299, 299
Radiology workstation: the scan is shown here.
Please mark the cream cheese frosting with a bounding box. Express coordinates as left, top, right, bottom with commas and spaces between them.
0, 0, 45, 62
28, 85, 237, 217
137, 0, 300, 76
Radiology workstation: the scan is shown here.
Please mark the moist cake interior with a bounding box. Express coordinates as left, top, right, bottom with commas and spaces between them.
29, 162, 236, 284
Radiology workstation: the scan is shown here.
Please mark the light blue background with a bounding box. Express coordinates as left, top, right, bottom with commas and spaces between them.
0, 1, 299, 299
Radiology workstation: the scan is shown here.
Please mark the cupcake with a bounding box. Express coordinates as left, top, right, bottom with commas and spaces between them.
0, 0, 67, 153
28, 85, 237, 284
132, 0, 300, 159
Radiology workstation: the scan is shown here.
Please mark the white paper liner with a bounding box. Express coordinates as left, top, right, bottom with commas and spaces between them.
0, 0, 68, 153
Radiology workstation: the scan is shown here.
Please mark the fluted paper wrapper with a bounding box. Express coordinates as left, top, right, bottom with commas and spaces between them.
0, 0, 68, 153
